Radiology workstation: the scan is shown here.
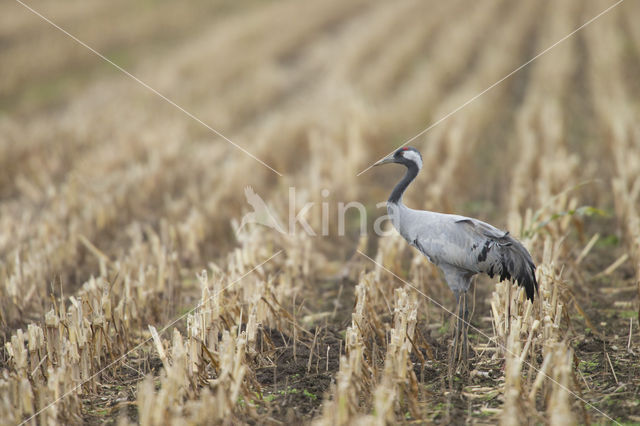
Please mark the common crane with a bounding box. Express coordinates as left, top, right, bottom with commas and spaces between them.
374, 146, 538, 363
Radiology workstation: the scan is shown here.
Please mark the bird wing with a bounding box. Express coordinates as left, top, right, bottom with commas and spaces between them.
454, 218, 538, 301
399, 209, 537, 300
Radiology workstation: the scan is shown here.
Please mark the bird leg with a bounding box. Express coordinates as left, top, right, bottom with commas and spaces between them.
452, 290, 462, 365
462, 291, 469, 364
452, 290, 470, 367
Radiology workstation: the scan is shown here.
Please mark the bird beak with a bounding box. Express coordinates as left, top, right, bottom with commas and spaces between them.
373, 155, 395, 167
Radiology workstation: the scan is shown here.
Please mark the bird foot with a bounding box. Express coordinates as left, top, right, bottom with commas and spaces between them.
449, 328, 476, 370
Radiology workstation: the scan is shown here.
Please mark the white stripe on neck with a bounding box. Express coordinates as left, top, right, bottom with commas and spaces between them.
403, 150, 422, 169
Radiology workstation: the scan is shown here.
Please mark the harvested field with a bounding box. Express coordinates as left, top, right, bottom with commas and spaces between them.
1, 0, 639, 424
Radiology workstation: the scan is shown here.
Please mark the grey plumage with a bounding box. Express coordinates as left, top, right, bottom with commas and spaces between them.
374, 146, 537, 361
389, 205, 537, 300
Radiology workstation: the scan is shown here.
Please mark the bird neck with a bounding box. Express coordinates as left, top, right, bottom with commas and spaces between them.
388, 163, 419, 205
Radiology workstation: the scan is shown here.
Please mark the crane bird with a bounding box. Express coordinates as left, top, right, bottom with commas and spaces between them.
374, 146, 537, 363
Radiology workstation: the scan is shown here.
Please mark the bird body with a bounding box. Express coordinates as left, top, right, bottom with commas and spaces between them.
374, 146, 537, 362
389, 203, 536, 298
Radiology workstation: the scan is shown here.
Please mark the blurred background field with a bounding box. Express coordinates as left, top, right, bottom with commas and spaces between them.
1, 0, 639, 424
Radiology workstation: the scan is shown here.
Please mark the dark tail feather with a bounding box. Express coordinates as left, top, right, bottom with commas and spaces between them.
521, 260, 538, 301
500, 242, 538, 302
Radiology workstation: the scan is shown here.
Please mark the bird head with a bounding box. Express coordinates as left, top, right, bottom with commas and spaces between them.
373, 146, 422, 170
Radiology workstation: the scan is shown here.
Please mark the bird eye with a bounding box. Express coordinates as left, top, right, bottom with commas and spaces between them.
396, 147, 408, 156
